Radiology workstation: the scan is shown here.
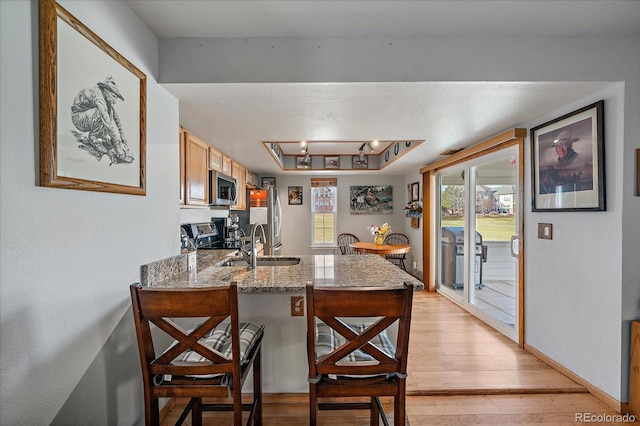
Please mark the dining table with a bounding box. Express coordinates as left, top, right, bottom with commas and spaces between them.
349, 241, 411, 256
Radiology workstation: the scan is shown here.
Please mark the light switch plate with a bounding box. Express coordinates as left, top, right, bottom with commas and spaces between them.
538, 223, 553, 240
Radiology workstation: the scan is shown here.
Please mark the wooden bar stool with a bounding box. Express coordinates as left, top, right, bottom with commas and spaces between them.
130, 282, 264, 426
305, 281, 414, 425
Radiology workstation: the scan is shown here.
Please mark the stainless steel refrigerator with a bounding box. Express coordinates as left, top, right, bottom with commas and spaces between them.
248, 187, 282, 255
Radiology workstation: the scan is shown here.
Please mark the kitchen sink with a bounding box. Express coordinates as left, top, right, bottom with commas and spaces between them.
219, 257, 301, 267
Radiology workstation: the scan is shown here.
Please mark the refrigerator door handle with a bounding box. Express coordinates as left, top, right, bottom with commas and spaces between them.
275, 194, 282, 237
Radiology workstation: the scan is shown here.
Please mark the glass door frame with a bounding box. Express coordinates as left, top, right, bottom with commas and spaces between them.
420, 129, 526, 346
436, 147, 520, 341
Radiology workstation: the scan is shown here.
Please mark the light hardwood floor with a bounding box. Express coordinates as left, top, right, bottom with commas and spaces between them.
161, 290, 621, 425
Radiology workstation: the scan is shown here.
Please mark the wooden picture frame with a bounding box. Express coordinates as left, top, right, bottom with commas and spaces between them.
261, 177, 276, 188
410, 182, 420, 201
530, 100, 605, 211
288, 186, 303, 205
324, 156, 340, 169
352, 155, 368, 169
349, 185, 393, 215
39, 0, 147, 195
296, 156, 311, 169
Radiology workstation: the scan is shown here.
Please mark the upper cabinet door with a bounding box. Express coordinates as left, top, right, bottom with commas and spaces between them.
209, 146, 223, 172
246, 170, 258, 189
222, 156, 232, 176
184, 132, 209, 206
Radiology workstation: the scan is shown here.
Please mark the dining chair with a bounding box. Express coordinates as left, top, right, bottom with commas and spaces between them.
383, 233, 410, 270
337, 233, 361, 255
130, 282, 264, 426
305, 281, 414, 425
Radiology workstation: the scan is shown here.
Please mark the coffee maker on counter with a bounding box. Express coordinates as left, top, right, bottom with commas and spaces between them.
213, 215, 246, 249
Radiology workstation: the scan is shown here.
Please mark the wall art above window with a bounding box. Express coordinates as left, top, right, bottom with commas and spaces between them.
349, 185, 393, 215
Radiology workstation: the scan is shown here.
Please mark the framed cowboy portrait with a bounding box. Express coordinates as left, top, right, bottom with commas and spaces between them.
39, 0, 147, 195
530, 100, 605, 211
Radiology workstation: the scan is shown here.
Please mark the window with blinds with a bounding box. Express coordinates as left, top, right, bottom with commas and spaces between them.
310, 178, 337, 246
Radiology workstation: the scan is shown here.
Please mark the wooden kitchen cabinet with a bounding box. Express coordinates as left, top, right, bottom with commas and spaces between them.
246, 170, 259, 189
231, 160, 246, 210
209, 146, 232, 176
182, 130, 209, 206
209, 146, 224, 172
222, 156, 232, 176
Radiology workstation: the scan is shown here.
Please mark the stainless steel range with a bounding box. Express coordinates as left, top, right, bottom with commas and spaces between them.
180, 222, 223, 249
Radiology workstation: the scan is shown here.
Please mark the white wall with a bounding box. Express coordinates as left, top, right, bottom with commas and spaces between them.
404, 170, 423, 274
0, 1, 179, 424
274, 174, 411, 258
522, 86, 625, 400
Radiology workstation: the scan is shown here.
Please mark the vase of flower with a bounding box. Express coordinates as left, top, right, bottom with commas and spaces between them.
368, 223, 390, 246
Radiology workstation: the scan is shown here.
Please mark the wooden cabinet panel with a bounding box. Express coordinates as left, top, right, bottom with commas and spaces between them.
184, 131, 209, 206
222, 156, 232, 176
246, 170, 258, 189
231, 161, 246, 210
209, 146, 224, 172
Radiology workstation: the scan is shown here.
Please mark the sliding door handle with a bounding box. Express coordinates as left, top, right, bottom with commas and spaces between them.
510, 235, 519, 258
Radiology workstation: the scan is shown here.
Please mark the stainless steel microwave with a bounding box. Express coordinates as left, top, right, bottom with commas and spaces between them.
209, 171, 237, 205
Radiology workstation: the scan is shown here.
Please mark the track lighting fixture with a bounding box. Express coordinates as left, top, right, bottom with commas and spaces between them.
300, 145, 311, 165
359, 142, 375, 153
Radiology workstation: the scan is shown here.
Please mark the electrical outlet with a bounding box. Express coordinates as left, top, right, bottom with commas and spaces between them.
290, 296, 304, 316
538, 223, 553, 240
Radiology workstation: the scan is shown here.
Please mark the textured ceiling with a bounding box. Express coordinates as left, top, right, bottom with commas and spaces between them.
167, 82, 613, 174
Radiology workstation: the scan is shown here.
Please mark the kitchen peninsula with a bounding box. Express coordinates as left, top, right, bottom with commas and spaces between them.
140, 252, 423, 392
149, 253, 423, 292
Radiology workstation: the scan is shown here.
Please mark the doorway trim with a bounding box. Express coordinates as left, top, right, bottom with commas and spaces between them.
419, 128, 526, 346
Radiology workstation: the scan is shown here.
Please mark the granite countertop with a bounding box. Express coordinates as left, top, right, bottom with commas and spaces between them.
150, 253, 424, 293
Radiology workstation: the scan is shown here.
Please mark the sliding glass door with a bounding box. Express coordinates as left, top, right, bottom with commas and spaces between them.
436, 146, 520, 341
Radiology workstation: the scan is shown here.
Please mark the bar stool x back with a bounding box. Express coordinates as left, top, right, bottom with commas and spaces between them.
130, 282, 264, 426
305, 281, 414, 426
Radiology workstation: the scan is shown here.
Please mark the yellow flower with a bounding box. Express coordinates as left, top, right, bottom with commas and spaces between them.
368, 223, 391, 236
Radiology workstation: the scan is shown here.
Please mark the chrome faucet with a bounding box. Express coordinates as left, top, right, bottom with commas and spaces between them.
241, 223, 266, 268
